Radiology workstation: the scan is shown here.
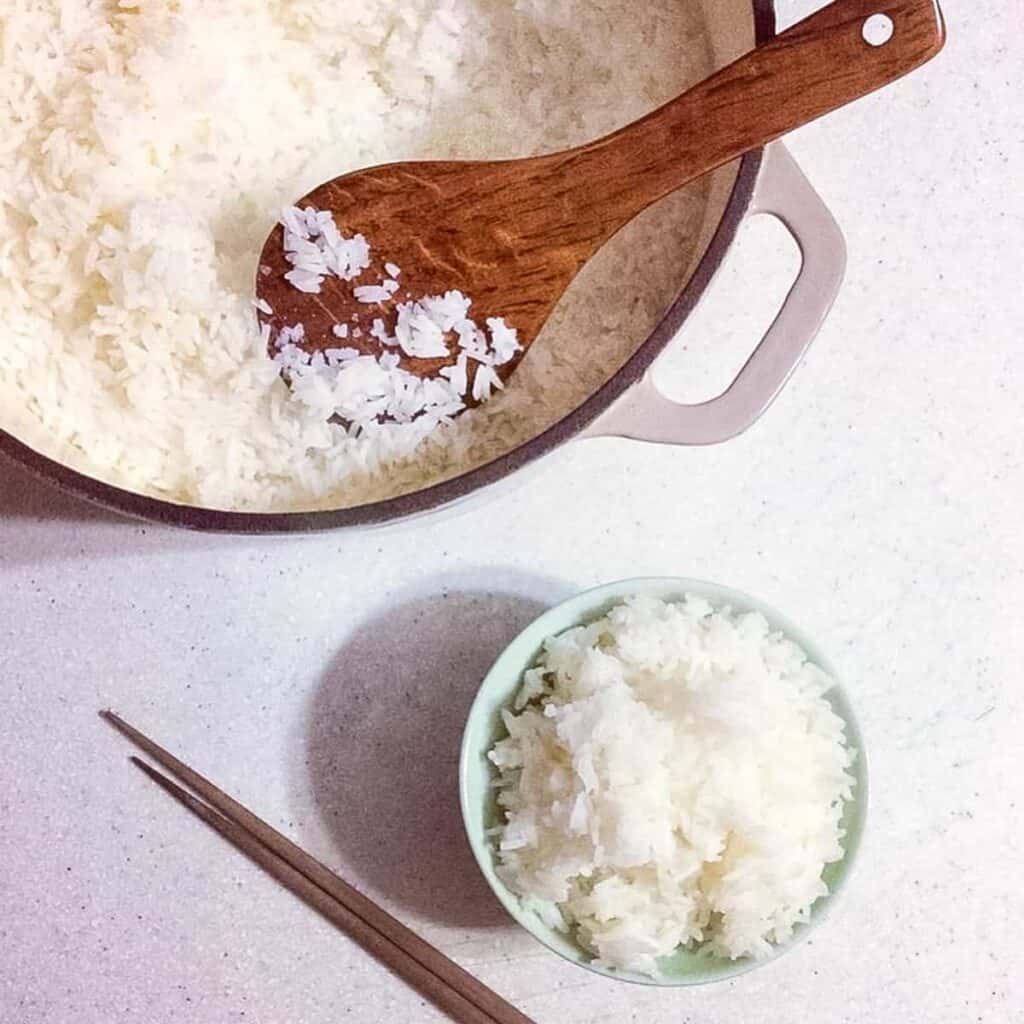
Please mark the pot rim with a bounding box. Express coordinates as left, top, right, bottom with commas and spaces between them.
0, 0, 777, 534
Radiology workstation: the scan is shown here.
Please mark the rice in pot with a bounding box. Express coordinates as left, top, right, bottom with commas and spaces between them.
0, 0, 719, 511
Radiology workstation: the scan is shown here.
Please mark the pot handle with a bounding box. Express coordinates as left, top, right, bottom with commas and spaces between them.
582, 142, 846, 446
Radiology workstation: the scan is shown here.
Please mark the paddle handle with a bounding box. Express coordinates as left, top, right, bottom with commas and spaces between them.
567, 0, 945, 228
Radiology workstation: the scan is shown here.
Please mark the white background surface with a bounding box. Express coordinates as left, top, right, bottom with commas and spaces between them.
1, 2, 1020, 1022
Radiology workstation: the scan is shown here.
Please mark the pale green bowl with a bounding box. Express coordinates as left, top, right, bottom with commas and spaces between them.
458, 577, 868, 986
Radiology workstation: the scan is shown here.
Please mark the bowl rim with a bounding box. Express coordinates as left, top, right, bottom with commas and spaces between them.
458, 575, 869, 987
0, 1, 778, 533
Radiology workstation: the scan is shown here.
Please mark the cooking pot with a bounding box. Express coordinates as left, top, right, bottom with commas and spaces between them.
0, 0, 846, 533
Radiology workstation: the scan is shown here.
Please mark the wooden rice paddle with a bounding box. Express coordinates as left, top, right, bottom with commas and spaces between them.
257, 0, 944, 398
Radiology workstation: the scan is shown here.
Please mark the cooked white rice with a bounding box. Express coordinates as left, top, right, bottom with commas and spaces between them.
489, 595, 857, 976
268, 207, 521, 432
0, 0, 719, 512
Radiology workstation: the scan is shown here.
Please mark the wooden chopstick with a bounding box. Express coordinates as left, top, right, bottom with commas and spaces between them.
128, 757, 501, 1024
101, 711, 536, 1024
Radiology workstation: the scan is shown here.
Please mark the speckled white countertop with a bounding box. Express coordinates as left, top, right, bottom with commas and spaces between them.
1, 3, 1020, 1022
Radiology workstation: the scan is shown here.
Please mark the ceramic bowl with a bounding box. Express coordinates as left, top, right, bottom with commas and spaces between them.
458, 576, 868, 985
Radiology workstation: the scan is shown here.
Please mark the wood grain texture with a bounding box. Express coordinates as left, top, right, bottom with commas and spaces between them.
257, 0, 944, 395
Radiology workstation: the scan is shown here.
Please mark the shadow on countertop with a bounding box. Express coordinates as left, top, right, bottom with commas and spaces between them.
0, 454, 122, 522
303, 574, 575, 929
0, 454, 248, 564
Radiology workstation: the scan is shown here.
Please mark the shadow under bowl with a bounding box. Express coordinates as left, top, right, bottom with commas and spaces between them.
458, 576, 868, 986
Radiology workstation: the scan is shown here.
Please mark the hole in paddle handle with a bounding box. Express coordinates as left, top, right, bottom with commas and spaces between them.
862, 13, 894, 46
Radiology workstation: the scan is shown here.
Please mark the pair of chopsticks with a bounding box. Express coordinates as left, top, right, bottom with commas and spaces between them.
100, 711, 535, 1024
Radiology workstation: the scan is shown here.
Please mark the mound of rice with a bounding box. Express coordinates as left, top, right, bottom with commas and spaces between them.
488, 595, 857, 976
0, 0, 716, 512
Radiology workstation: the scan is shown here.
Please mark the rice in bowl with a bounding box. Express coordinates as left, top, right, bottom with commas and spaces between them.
487, 594, 858, 977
